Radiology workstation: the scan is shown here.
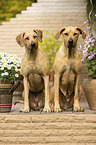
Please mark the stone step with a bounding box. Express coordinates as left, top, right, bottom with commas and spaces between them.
0, 114, 96, 123
28, 5, 86, 10
0, 122, 95, 131
37, 0, 86, 3
0, 21, 86, 28
0, 144, 95, 145
0, 129, 96, 137
21, 9, 86, 14
0, 121, 96, 130
0, 28, 86, 35
6, 16, 86, 23
0, 23, 86, 30
0, 114, 96, 144
0, 113, 95, 124
0, 136, 96, 144
32, 2, 87, 7
0, 144, 91, 145
2, 19, 86, 26
15, 12, 87, 19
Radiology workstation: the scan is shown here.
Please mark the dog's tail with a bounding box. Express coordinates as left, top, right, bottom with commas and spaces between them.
14, 100, 24, 105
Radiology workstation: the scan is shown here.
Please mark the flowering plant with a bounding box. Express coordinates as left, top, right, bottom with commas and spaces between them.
0, 52, 21, 83
82, 34, 96, 79
78, 15, 96, 79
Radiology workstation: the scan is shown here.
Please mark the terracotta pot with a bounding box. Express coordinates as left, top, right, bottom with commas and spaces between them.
83, 79, 96, 110
0, 81, 20, 112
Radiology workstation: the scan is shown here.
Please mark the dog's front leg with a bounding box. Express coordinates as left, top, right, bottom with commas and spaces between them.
43, 75, 50, 113
73, 74, 84, 112
20, 77, 29, 113
54, 73, 61, 112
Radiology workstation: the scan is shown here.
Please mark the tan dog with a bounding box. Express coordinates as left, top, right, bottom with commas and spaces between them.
16, 29, 50, 112
50, 26, 86, 112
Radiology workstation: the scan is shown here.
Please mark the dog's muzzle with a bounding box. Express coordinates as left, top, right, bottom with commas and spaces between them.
31, 41, 36, 49
67, 38, 75, 48
29, 41, 37, 51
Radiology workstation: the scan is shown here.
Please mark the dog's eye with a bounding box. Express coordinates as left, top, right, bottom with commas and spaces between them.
33, 36, 37, 39
25, 37, 29, 40
74, 33, 77, 36
64, 33, 68, 36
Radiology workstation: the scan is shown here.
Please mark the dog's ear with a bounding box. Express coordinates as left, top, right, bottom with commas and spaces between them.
55, 27, 66, 40
76, 27, 86, 39
16, 32, 25, 47
33, 29, 43, 42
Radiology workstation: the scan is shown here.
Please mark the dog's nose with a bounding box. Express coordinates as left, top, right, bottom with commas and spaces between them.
68, 38, 73, 44
67, 38, 74, 49
31, 41, 35, 47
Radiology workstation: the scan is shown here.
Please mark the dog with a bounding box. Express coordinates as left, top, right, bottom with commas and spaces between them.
16, 29, 50, 112
50, 26, 86, 112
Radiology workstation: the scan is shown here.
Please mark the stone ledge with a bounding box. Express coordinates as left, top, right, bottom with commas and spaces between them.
0, 129, 96, 137
0, 114, 96, 123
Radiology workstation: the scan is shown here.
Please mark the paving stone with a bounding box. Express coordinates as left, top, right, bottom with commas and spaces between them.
0, 115, 5, 123
4, 115, 32, 123
18, 137, 45, 144
0, 123, 18, 130
32, 114, 96, 123
4, 130, 31, 137
0, 137, 18, 144
0, 130, 5, 137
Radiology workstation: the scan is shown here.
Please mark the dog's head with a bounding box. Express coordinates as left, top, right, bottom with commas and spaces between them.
16, 29, 42, 51
55, 26, 86, 49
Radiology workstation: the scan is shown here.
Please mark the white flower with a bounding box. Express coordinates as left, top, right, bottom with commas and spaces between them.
15, 65, 17, 69
13, 61, 17, 64
0, 53, 4, 57
19, 69, 21, 72
11, 64, 14, 67
4, 72, 9, 76
7, 66, 11, 70
4, 63, 8, 67
13, 54, 17, 58
2, 58, 5, 64
1, 73, 4, 76
0, 52, 21, 82
0, 67, 4, 70
16, 63, 20, 67
5, 53, 9, 56
15, 74, 19, 78
15, 68, 18, 72
1, 65, 4, 68
8, 59, 12, 63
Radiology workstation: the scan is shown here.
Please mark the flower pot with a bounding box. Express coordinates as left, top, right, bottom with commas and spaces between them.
83, 79, 96, 110
0, 81, 20, 112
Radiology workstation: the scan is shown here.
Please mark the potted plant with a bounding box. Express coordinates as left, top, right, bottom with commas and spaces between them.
0, 52, 21, 112
81, 8, 96, 110
79, 0, 96, 110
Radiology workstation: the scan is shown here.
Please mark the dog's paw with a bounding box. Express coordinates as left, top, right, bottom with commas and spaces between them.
20, 108, 29, 113
43, 107, 51, 113
54, 107, 61, 113
73, 106, 84, 112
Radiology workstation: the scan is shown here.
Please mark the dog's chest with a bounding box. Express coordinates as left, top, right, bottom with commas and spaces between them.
28, 62, 38, 73
61, 68, 75, 85
60, 60, 77, 86
22, 61, 40, 76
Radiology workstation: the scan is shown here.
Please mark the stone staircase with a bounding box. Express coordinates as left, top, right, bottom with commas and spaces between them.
0, 0, 87, 58
0, 114, 96, 144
